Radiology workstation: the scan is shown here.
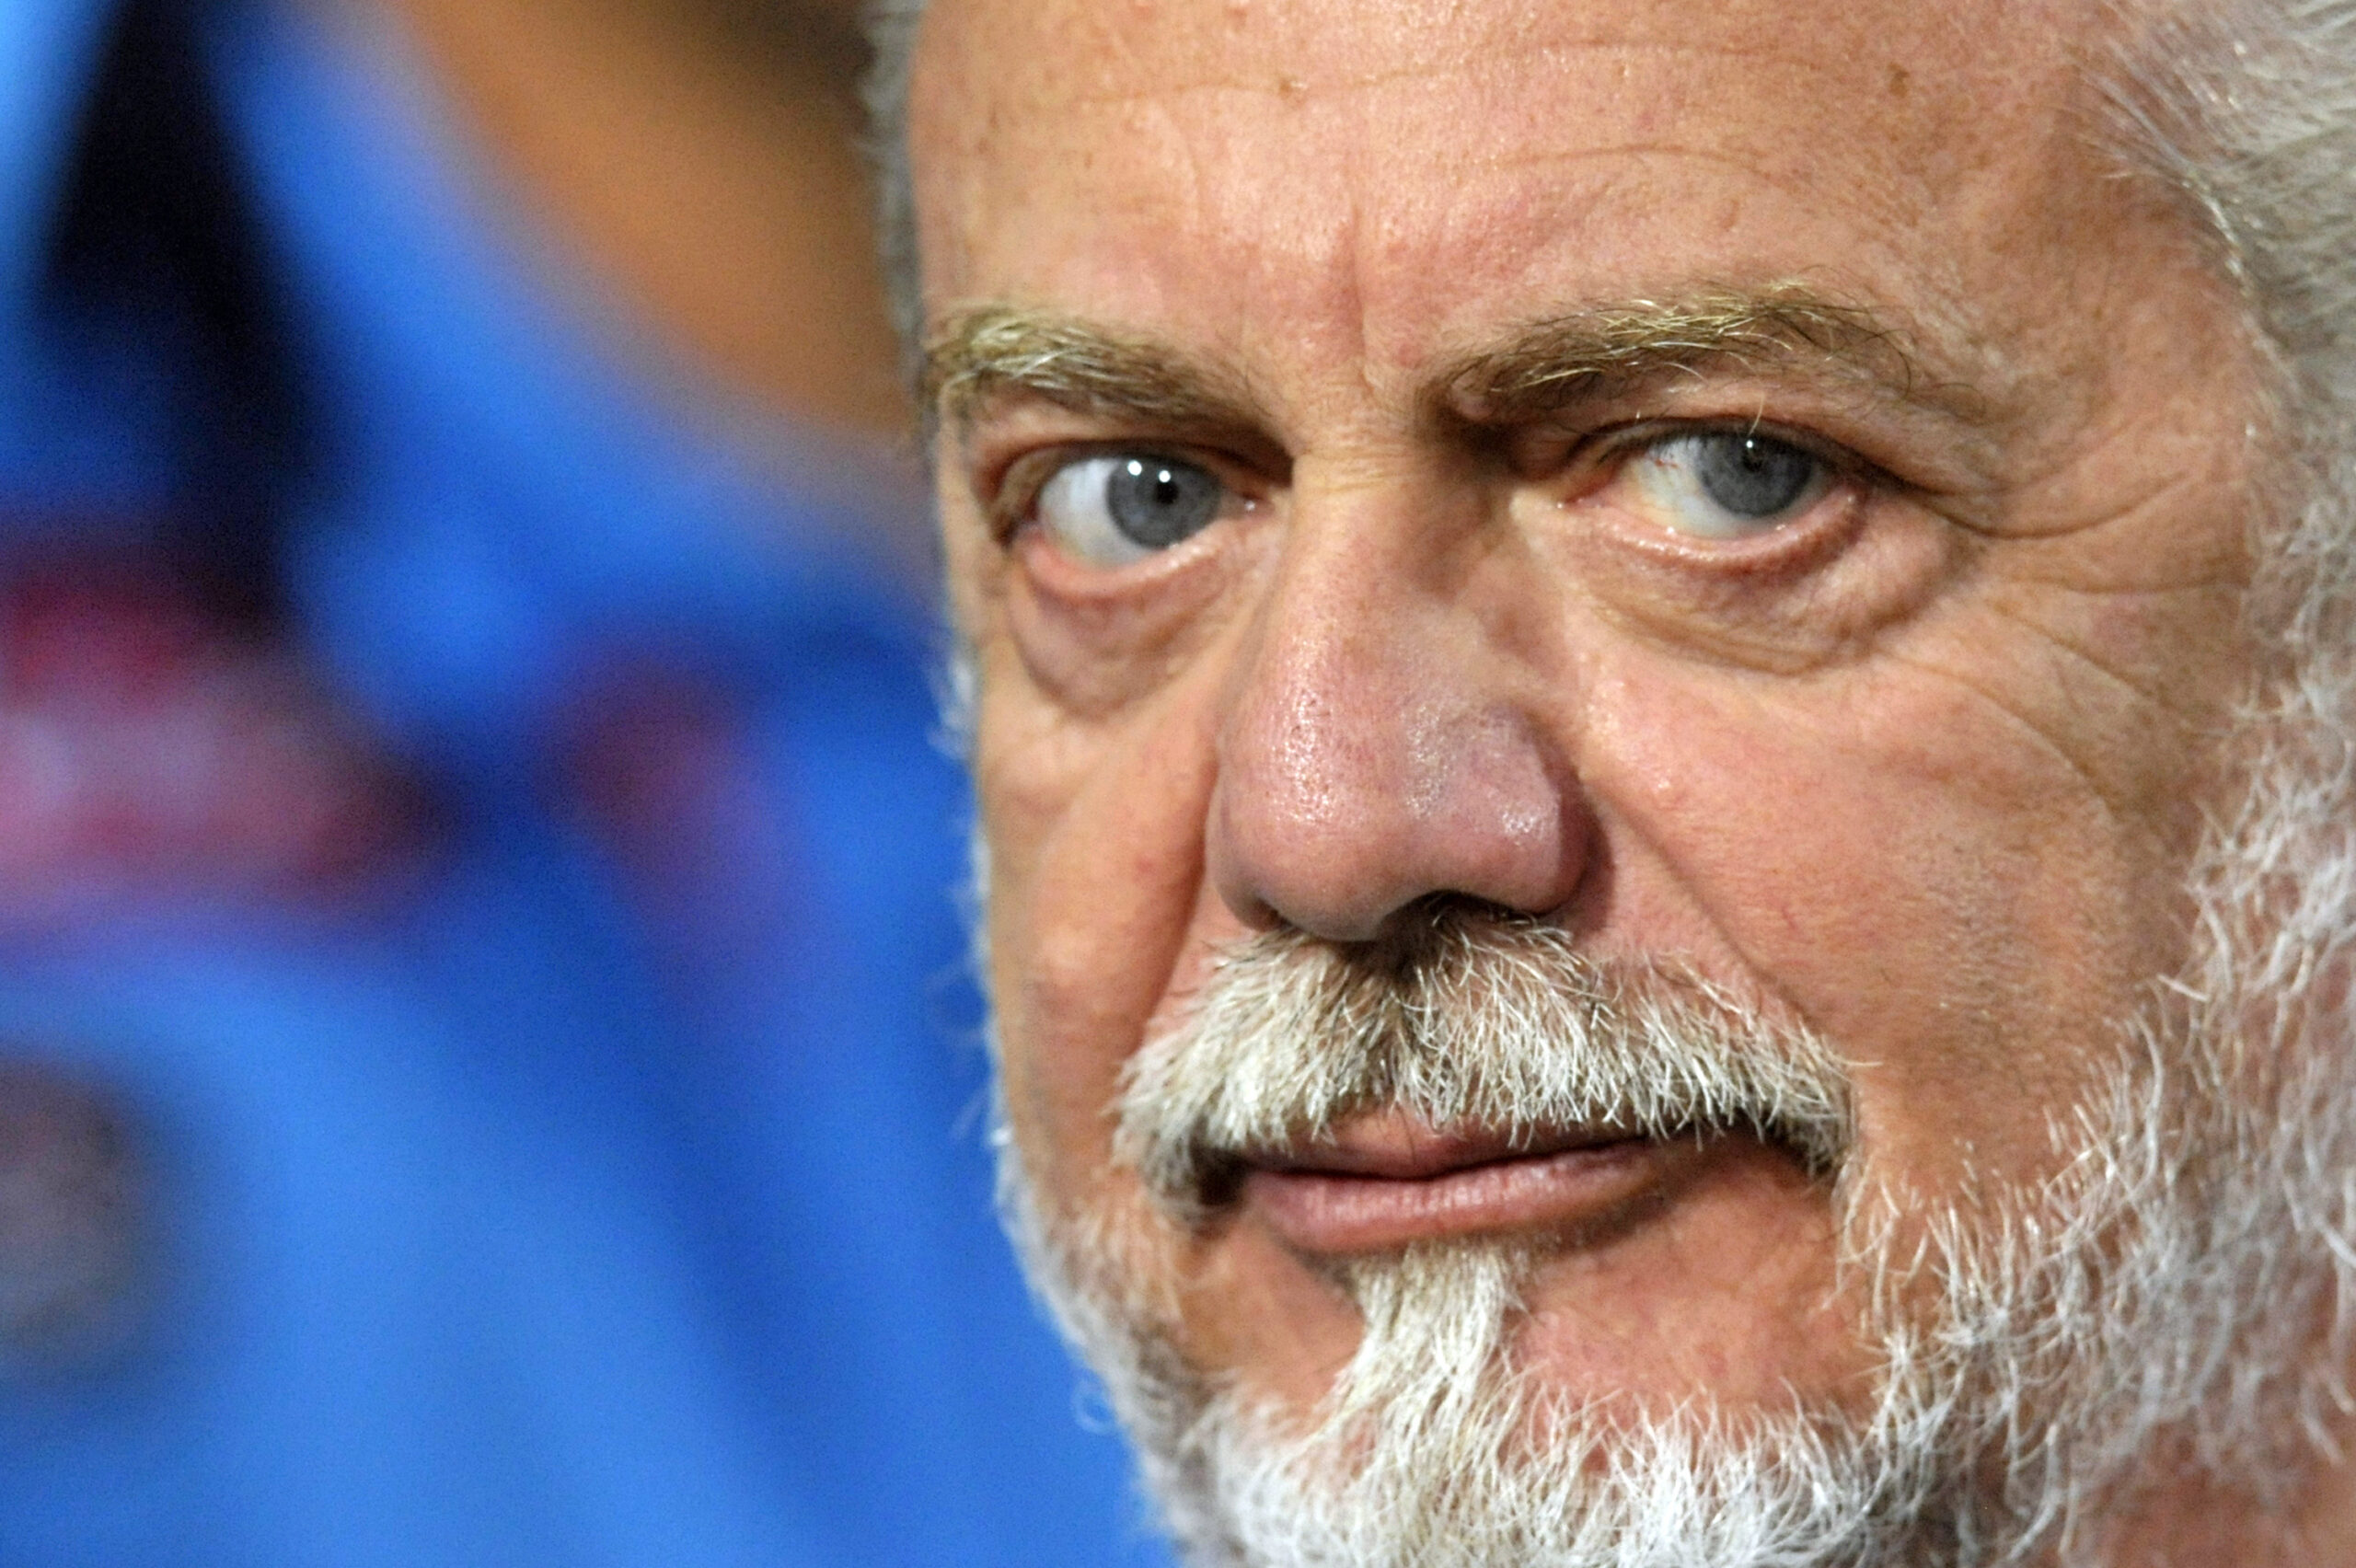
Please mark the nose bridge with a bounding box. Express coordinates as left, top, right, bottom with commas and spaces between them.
1207, 456, 1589, 940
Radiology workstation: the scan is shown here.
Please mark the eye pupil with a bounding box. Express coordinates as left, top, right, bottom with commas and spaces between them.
1107, 455, 1221, 548
1692, 432, 1817, 518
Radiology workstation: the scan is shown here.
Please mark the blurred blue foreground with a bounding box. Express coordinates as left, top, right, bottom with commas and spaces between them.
0, 0, 1160, 1563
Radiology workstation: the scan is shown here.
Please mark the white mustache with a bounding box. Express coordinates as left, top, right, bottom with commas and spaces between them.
1114, 911, 1859, 1216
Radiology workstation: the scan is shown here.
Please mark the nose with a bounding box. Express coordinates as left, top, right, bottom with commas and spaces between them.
1205, 467, 1593, 942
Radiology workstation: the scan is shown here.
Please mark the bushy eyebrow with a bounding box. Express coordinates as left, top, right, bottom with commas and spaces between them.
1442, 285, 1955, 425
923, 285, 1976, 441
923, 306, 1260, 436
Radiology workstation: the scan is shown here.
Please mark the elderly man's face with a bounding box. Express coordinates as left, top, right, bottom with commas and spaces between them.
910, 0, 2347, 1559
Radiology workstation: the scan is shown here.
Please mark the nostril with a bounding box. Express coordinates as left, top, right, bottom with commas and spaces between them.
1358, 893, 1542, 973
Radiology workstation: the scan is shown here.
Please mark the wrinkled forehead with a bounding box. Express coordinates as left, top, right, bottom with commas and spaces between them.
911, 0, 2086, 126
909, 0, 2149, 394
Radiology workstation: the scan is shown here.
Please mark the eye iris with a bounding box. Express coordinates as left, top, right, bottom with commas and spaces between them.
1105, 456, 1220, 548
1692, 433, 1817, 519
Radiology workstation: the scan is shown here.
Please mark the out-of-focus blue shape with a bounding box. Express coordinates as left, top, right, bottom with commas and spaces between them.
0, 0, 179, 521
0, 1, 1169, 1564
0, 0, 107, 314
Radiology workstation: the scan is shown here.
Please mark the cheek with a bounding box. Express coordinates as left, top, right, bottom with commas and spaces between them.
978, 665, 1226, 1210
1585, 640, 2195, 1183
976, 652, 1372, 1401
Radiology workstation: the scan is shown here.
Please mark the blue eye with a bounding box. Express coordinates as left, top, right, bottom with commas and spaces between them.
1627, 432, 1829, 538
1035, 454, 1227, 566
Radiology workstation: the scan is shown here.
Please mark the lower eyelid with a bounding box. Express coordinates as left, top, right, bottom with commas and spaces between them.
1574, 478, 1862, 571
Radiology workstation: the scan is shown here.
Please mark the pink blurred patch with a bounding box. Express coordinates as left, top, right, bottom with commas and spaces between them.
0, 558, 430, 921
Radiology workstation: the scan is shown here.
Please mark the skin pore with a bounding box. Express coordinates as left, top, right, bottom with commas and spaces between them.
910, 0, 2356, 1555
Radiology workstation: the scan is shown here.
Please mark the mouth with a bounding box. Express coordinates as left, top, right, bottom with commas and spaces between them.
1232, 1112, 1714, 1255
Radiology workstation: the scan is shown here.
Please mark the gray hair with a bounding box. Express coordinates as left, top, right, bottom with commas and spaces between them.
859, 0, 931, 388
2098, 4, 2356, 657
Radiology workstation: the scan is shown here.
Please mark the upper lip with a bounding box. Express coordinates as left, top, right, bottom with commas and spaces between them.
1244, 1110, 1642, 1182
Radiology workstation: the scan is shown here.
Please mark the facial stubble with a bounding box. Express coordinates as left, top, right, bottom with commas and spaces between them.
992, 769, 2356, 1567
1007, 928, 1972, 1567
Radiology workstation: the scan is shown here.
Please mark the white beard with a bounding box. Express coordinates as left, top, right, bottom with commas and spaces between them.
1176, 1239, 1962, 1568
989, 670, 2356, 1567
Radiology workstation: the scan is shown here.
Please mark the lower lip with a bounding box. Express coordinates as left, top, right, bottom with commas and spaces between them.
1242, 1140, 1675, 1254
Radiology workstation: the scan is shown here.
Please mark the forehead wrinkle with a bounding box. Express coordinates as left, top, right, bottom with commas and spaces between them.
1421, 139, 1946, 265
1461, 140, 1890, 202
924, 306, 1266, 438
1031, 31, 1955, 119
1439, 286, 1984, 428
